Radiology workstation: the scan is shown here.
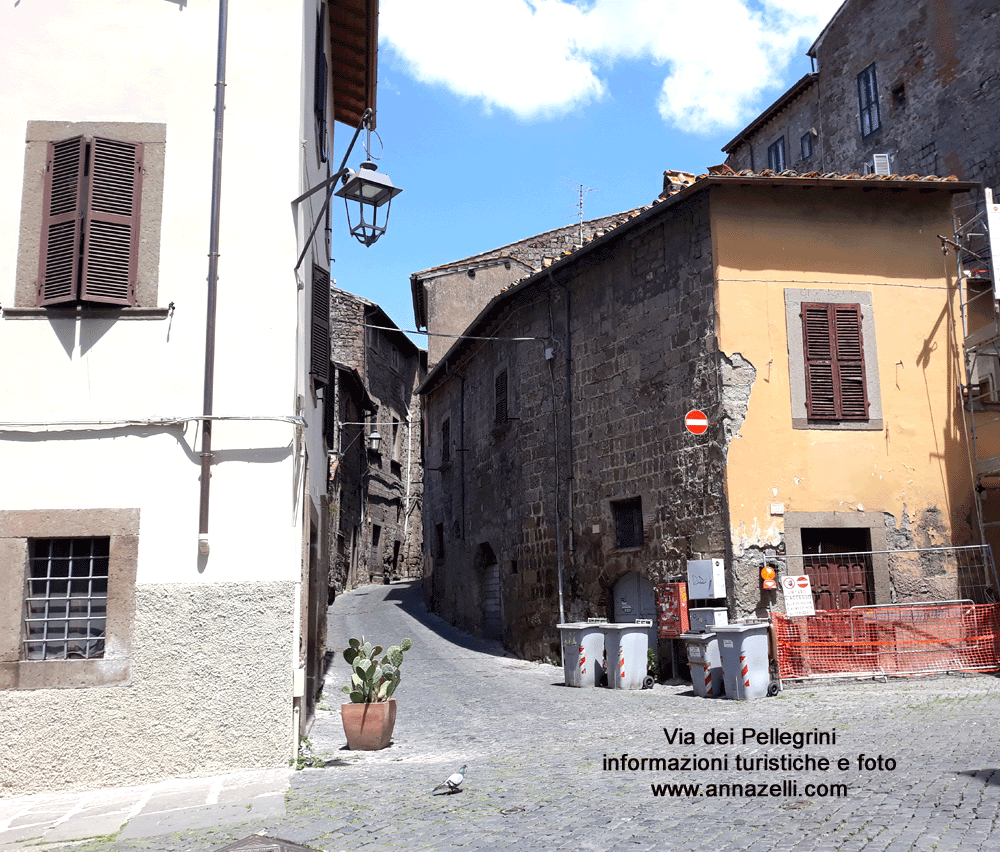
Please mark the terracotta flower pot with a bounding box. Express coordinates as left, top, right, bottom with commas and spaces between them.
341, 698, 397, 750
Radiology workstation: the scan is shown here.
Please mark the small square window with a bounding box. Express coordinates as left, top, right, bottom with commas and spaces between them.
612, 498, 643, 549
24, 538, 109, 661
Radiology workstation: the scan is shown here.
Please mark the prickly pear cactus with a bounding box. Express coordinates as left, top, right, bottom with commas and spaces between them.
342, 636, 413, 703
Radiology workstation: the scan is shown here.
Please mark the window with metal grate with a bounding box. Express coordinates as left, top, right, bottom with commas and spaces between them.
24, 537, 110, 661
612, 497, 643, 549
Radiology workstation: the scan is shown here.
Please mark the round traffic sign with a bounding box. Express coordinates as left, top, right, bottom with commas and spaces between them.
685, 409, 709, 435
796, 575, 810, 589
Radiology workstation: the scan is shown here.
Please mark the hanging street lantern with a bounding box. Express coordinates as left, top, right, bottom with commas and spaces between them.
335, 161, 402, 247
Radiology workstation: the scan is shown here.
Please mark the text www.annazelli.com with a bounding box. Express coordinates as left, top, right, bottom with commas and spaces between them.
651, 781, 848, 798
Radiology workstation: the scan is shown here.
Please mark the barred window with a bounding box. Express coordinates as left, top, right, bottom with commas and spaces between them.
612, 498, 643, 549
24, 537, 109, 660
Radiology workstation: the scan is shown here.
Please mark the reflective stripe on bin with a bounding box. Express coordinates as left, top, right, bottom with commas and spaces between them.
579, 646, 587, 675
741, 653, 750, 688
704, 664, 714, 696
619, 646, 626, 679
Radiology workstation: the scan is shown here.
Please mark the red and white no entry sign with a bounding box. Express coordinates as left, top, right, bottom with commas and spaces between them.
796, 575, 810, 589
684, 409, 709, 435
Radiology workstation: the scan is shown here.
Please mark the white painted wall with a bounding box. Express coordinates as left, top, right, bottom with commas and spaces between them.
0, 0, 313, 587
0, 0, 339, 792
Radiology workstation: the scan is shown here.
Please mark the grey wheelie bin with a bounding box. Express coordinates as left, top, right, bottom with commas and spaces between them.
715, 622, 770, 700
602, 620, 652, 690
680, 631, 724, 697
557, 620, 607, 687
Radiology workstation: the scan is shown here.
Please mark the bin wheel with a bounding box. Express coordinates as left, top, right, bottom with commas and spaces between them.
766, 681, 780, 697
642, 675, 655, 690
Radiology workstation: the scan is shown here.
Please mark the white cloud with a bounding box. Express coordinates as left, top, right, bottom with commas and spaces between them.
379, 0, 843, 133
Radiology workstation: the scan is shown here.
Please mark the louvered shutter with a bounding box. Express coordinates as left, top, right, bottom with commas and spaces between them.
310, 264, 331, 385
802, 303, 869, 420
494, 370, 508, 426
80, 137, 143, 305
37, 136, 86, 306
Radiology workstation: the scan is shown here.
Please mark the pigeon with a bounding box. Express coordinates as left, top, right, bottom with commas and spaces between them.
432, 764, 467, 794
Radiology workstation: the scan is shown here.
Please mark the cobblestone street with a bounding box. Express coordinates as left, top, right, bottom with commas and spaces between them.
7, 579, 1000, 851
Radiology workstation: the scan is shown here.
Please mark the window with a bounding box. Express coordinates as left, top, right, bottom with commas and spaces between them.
14, 121, 165, 310
314, 10, 329, 163
441, 418, 451, 464
0, 508, 139, 690
435, 523, 445, 562
495, 370, 509, 427
857, 63, 881, 137
767, 137, 786, 172
612, 497, 643, 549
38, 136, 142, 306
801, 132, 813, 161
801, 303, 869, 420
24, 538, 109, 661
784, 289, 883, 431
310, 264, 331, 385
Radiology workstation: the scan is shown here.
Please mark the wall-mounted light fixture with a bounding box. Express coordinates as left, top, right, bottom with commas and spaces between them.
335, 162, 402, 247
292, 108, 403, 270
367, 430, 382, 453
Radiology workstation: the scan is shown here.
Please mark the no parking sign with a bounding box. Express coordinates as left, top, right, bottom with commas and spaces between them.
781, 575, 815, 617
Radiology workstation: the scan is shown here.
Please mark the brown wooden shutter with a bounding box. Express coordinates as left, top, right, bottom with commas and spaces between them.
802, 302, 869, 420
37, 136, 86, 306
80, 137, 142, 305
310, 264, 331, 385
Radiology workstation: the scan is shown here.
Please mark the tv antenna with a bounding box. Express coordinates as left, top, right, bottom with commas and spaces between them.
562, 179, 596, 246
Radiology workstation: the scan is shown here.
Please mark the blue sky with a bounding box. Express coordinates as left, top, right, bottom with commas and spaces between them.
330, 0, 844, 342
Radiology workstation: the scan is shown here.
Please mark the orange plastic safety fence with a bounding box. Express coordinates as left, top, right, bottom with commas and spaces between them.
774, 603, 1000, 679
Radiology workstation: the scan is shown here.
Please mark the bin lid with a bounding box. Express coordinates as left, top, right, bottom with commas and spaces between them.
678, 632, 716, 643
713, 623, 768, 634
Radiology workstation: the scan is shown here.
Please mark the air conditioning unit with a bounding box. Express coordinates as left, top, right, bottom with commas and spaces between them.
872, 153, 891, 176
972, 354, 1000, 403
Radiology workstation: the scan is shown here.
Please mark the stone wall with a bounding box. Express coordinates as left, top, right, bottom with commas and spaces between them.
725, 0, 1000, 195
328, 287, 424, 590
422, 192, 730, 659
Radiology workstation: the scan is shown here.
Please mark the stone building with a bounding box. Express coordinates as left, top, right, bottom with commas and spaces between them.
328, 285, 425, 594
409, 206, 670, 368
418, 169, 977, 661
722, 0, 1000, 194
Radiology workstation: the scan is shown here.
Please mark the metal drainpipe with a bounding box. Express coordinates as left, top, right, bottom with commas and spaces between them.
459, 374, 466, 542
546, 274, 566, 625
198, 0, 229, 555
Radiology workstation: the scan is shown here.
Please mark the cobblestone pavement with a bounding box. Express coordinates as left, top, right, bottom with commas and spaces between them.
7, 579, 1000, 851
